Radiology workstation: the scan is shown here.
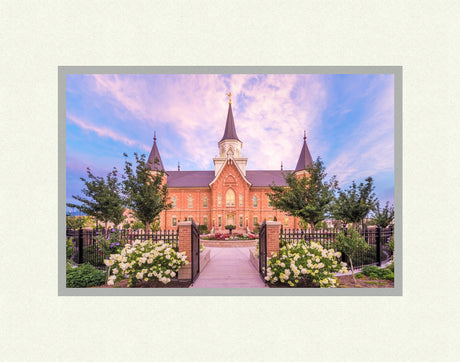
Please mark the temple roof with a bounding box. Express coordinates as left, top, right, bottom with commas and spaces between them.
294, 132, 313, 172
166, 170, 292, 187
219, 103, 240, 142
146, 134, 165, 172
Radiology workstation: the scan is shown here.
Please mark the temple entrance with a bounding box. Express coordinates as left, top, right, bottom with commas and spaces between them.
226, 213, 235, 226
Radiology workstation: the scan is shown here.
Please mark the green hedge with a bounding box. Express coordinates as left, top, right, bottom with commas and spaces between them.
66, 263, 106, 288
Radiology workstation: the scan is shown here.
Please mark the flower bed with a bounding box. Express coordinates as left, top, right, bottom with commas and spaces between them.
201, 232, 258, 241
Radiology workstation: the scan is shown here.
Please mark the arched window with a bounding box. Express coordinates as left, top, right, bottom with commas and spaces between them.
217, 194, 222, 207
172, 216, 177, 227
188, 195, 193, 208
226, 189, 235, 206
253, 195, 258, 207
203, 196, 208, 208
172, 196, 177, 208
239, 194, 243, 207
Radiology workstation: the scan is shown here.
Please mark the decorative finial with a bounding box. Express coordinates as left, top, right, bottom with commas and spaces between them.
154, 131, 157, 142
227, 92, 232, 104
281, 161, 283, 171
303, 130, 306, 141
178, 162, 180, 171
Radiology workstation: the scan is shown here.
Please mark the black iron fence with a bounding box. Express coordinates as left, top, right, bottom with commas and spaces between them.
279, 226, 393, 269
66, 228, 179, 267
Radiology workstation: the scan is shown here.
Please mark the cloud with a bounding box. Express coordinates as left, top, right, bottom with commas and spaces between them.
85, 74, 328, 171
327, 76, 394, 186
67, 112, 150, 152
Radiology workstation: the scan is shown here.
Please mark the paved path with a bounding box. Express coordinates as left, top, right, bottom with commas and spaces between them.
191, 247, 267, 288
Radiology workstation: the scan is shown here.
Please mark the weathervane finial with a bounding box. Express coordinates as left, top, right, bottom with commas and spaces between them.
227, 92, 232, 104
304, 130, 306, 141
154, 131, 157, 142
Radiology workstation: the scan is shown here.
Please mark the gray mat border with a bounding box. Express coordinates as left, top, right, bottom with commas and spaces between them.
58, 66, 402, 296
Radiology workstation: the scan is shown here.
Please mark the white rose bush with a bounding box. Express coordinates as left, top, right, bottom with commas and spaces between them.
265, 241, 348, 288
104, 239, 188, 287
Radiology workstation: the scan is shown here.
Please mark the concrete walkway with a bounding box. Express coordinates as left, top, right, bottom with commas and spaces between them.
191, 247, 267, 288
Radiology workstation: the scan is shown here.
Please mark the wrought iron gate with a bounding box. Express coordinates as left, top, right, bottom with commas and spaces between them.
259, 221, 267, 279
191, 219, 200, 282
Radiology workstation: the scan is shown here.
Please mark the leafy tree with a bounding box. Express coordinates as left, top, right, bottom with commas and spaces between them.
122, 153, 172, 233
372, 201, 394, 228
336, 228, 371, 285
267, 158, 338, 230
131, 221, 145, 231
67, 168, 125, 233
332, 177, 377, 228
66, 215, 95, 229
66, 215, 85, 229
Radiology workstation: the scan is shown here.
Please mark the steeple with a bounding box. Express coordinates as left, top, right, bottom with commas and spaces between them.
214, 94, 247, 176
147, 131, 165, 172
219, 96, 240, 142
294, 131, 313, 173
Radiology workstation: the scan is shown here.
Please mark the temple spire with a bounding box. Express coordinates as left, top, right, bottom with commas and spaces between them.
219, 97, 240, 142
294, 130, 313, 172
147, 131, 165, 172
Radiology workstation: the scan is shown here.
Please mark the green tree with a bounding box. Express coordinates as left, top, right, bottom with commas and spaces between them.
332, 177, 377, 228
122, 153, 172, 233
267, 158, 338, 230
65, 215, 94, 229
372, 201, 394, 228
67, 168, 125, 233
336, 228, 370, 285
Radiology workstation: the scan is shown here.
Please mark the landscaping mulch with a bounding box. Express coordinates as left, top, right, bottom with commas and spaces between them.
336, 274, 394, 288
266, 275, 393, 288
96, 279, 192, 288
267, 279, 320, 288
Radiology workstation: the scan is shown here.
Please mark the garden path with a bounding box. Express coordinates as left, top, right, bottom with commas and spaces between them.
191, 247, 267, 288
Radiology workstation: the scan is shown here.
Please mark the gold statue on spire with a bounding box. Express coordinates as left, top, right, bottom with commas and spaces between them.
227, 92, 232, 104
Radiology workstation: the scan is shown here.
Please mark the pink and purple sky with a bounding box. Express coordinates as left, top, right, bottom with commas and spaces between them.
66, 73, 394, 213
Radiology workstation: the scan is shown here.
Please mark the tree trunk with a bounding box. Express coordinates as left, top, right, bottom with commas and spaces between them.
310, 221, 316, 231
145, 220, 150, 234
350, 257, 356, 285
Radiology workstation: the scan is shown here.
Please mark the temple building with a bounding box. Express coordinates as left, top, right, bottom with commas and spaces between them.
148, 95, 314, 233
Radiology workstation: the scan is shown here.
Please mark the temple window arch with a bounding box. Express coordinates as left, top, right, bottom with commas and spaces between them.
203, 196, 208, 208
253, 195, 258, 208
171, 196, 177, 208
226, 189, 235, 207
188, 195, 193, 208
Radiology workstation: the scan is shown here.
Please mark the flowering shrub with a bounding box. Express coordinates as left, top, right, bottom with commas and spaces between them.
95, 229, 128, 256
104, 239, 188, 287
253, 243, 259, 257
265, 241, 348, 288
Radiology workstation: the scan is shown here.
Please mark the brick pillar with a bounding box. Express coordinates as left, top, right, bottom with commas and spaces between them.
178, 221, 192, 280
266, 221, 281, 258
